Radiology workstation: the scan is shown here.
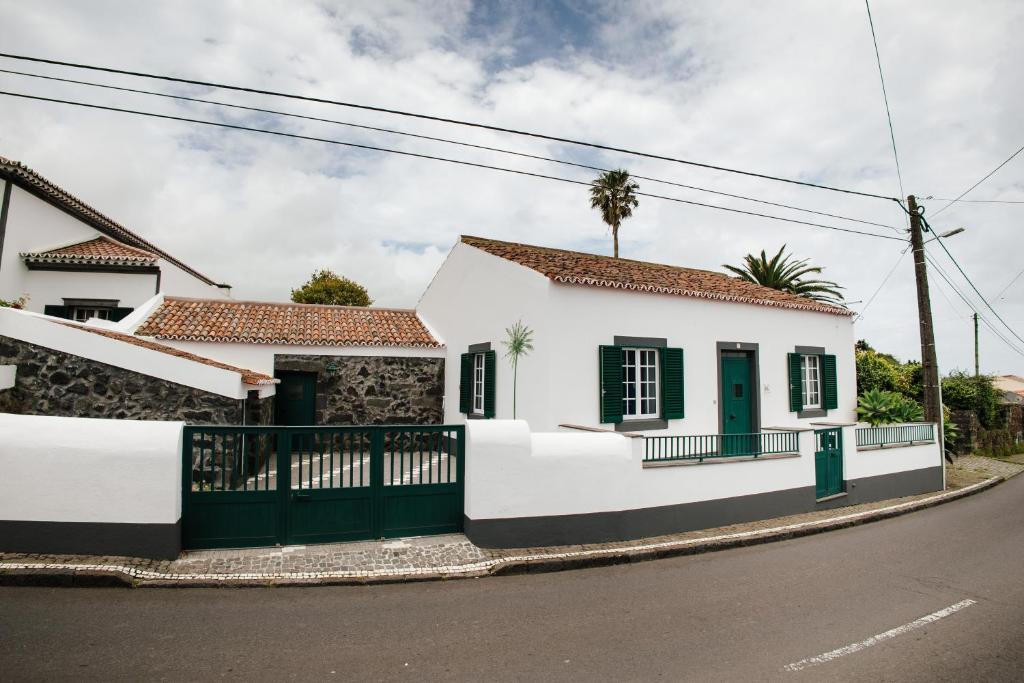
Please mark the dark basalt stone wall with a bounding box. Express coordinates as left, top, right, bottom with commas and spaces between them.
274, 354, 445, 425
0, 335, 270, 423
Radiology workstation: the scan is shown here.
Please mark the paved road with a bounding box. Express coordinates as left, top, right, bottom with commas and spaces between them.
3, 475, 1024, 682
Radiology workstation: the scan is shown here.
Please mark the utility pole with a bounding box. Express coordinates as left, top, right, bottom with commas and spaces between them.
908, 195, 944, 454
974, 312, 980, 376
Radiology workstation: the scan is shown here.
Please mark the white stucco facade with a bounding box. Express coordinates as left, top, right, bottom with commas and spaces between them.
0, 180, 228, 314
418, 241, 857, 436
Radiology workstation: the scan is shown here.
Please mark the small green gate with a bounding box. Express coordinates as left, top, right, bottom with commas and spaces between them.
182, 425, 465, 550
814, 427, 844, 499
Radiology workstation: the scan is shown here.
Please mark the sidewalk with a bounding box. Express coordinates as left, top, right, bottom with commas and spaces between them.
2, 456, 1020, 588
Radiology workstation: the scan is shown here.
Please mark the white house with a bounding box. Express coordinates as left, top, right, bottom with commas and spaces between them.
0, 156, 230, 322
418, 235, 857, 437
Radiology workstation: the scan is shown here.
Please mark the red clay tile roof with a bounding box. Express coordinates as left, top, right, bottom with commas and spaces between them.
137, 297, 441, 347
462, 235, 852, 316
21, 236, 159, 267
59, 321, 276, 385
0, 155, 227, 287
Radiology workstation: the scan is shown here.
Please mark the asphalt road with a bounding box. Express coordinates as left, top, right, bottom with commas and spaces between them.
3, 475, 1023, 682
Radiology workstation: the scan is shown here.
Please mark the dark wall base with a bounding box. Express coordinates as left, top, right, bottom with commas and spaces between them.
465, 466, 944, 549
0, 519, 181, 560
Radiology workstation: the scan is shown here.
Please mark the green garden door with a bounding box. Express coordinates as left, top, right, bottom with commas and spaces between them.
814, 428, 844, 498
276, 372, 317, 426
720, 353, 755, 455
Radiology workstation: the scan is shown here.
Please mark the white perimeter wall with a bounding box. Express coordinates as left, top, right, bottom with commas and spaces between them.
418, 241, 857, 435
0, 414, 182, 524
847, 435, 942, 480
465, 420, 816, 520
156, 339, 446, 376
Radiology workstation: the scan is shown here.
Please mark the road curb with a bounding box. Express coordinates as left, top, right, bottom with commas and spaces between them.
0, 477, 1003, 588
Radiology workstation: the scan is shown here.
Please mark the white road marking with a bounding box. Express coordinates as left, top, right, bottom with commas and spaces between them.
784, 599, 977, 672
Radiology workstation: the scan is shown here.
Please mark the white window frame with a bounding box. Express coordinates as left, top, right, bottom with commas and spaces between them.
801, 354, 821, 409
622, 347, 659, 420
71, 307, 112, 322
472, 353, 485, 415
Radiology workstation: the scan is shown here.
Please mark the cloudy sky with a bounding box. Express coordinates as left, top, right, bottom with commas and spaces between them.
1, 0, 1021, 374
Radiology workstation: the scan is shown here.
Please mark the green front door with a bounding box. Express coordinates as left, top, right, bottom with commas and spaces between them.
814, 428, 844, 498
276, 372, 317, 425
721, 353, 755, 455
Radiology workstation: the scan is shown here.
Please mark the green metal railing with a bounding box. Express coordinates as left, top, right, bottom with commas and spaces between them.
644, 431, 800, 463
855, 423, 935, 448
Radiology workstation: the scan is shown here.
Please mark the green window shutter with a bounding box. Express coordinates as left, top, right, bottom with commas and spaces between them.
459, 353, 473, 414
660, 347, 685, 420
787, 353, 803, 412
483, 350, 496, 418
822, 354, 838, 410
599, 345, 624, 424
43, 305, 69, 319
110, 307, 134, 322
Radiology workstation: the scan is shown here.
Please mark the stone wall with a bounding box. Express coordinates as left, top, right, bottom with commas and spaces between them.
0, 335, 271, 423
950, 405, 1024, 456
274, 354, 444, 425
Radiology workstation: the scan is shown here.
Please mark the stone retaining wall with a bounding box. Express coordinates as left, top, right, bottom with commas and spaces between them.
0, 335, 270, 423
274, 354, 444, 425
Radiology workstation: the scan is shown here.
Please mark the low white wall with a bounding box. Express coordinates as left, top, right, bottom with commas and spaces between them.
0, 414, 182, 524
465, 420, 816, 521
847, 434, 942, 481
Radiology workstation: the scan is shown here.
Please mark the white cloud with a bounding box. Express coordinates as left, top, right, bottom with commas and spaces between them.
0, 0, 1021, 373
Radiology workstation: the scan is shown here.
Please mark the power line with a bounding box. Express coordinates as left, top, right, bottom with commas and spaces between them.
864, 0, 906, 201
0, 67, 903, 233
0, 51, 903, 203
925, 197, 1024, 205
0, 89, 908, 242
932, 143, 1024, 216
853, 245, 910, 321
924, 223, 1024, 347
995, 268, 1024, 300
924, 251, 1024, 357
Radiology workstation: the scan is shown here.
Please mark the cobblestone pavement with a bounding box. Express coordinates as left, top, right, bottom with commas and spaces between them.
948, 454, 1024, 486
0, 473, 1005, 587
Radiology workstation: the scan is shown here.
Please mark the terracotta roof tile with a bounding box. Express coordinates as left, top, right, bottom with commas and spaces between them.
58, 322, 276, 385
462, 235, 852, 316
0, 155, 226, 287
21, 236, 158, 266
137, 297, 441, 347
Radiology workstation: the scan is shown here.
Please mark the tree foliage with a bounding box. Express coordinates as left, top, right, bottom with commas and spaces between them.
941, 370, 1001, 428
291, 270, 373, 307
724, 245, 844, 304
589, 169, 639, 258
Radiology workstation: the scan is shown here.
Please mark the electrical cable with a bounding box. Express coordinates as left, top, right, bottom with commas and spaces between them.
0, 89, 908, 242
0, 67, 903, 233
853, 245, 910, 321
994, 268, 1024, 301
932, 143, 1024, 216
864, 0, 906, 202
0, 51, 903, 203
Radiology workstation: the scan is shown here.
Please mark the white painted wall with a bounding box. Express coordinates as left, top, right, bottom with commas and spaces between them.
465, 420, 817, 521
418, 241, 556, 426
0, 414, 182, 524
418, 241, 857, 436
0, 182, 228, 311
0, 364, 15, 389
0, 306, 252, 398
847, 426, 942, 480
154, 339, 446, 376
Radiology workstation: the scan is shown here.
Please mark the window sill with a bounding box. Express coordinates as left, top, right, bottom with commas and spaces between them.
642, 452, 800, 468
615, 418, 668, 432
466, 413, 489, 420
797, 408, 827, 419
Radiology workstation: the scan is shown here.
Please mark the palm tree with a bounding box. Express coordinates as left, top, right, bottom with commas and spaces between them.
502, 320, 534, 419
589, 169, 639, 258
724, 245, 845, 304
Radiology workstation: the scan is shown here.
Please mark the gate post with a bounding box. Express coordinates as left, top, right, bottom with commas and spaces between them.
276, 428, 291, 546
370, 427, 384, 539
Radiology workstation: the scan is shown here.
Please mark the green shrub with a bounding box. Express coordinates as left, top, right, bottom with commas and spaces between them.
942, 371, 1001, 429
856, 350, 910, 395
857, 388, 924, 426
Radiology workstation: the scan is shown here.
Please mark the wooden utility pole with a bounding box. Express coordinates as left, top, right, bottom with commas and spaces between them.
974, 312, 980, 376
908, 195, 944, 453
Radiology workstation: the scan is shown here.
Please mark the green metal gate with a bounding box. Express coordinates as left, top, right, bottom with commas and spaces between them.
182, 425, 465, 550
814, 427, 844, 499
